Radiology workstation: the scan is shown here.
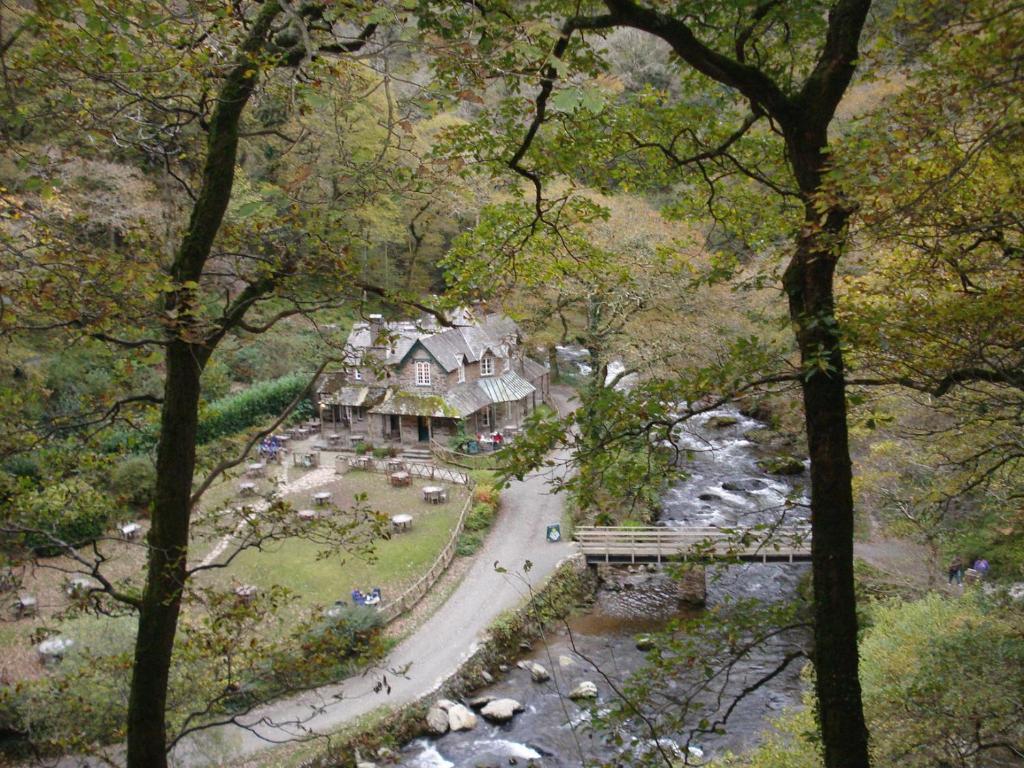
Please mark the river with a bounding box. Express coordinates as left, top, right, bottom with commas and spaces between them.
400, 356, 812, 767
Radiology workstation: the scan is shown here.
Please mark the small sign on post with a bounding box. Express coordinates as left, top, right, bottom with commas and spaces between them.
546, 524, 561, 543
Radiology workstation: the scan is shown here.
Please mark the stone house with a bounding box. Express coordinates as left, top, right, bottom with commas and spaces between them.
316, 309, 550, 447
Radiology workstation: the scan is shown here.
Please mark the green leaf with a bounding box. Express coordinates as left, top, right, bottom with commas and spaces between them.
550, 88, 583, 113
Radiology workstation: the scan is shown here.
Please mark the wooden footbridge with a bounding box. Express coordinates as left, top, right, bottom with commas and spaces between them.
574, 525, 813, 565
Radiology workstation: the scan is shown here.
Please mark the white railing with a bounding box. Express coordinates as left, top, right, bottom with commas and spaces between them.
575, 525, 812, 564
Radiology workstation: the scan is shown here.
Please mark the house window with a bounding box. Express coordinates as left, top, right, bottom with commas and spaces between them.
480, 354, 494, 377
415, 360, 431, 386
458, 358, 465, 383
480, 407, 491, 427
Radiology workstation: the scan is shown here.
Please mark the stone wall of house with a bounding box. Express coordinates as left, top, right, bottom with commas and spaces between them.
394, 356, 449, 396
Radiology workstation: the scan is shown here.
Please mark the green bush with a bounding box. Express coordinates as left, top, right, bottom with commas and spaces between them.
464, 502, 495, 533
108, 455, 156, 510
16, 479, 113, 556
371, 446, 390, 459
456, 531, 483, 556
354, 441, 371, 456
2, 454, 42, 483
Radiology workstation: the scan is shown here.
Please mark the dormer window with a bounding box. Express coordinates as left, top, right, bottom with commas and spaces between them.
480, 354, 494, 377
458, 357, 465, 383
415, 360, 431, 386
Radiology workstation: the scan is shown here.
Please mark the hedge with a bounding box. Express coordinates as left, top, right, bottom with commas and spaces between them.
196, 373, 313, 443
97, 373, 314, 452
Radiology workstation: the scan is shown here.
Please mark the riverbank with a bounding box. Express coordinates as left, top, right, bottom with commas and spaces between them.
281, 555, 598, 768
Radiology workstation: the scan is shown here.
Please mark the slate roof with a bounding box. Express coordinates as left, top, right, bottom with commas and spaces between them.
520, 356, 548, 382
369, 390, 460, 418
346, 310, 518, 372
320, 386, 373, 407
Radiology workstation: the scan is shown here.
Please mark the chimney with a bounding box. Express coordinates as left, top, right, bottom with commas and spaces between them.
368, 314, 384, 344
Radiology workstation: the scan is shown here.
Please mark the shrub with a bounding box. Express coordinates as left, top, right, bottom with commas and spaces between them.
472, 483, 499, 507
456, 531, 483, 556
16, 479, 113, 556
464, 503, 495, 533
195, 374, 311, 444
354, 441, 371, 456
2, 454, 42, 483
860, 593, 1024, 767
108, 455, 156, 510
371, 446, 390, 459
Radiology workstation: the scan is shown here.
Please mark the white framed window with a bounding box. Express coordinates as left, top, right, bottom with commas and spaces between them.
415, 360, 431, 386
480, 354, 494, 377
458, 358, 465, 383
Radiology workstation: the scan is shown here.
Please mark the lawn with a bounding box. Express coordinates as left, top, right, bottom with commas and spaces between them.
201, 469, 467, 610
1, 458, 468, 682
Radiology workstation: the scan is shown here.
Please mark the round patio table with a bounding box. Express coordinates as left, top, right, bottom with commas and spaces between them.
312, 491, 333, 506
391, 514, 413, 533
422, 485, 445, 504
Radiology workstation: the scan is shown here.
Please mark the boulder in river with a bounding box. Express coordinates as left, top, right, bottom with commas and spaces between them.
635, 635, 656, 651
480, 698, 525, 723
435, 698, 455, 712
425, 705, 449, 736
517, 660, 551, 682
698, 493, 721, 501
721, 479, 768, 492
447, 703, 477, 731
569, 681, 598, 700
468, 695, 495, 709
756, 455, 805, 475
558, 654, 577, 668
705, 415, 739, 429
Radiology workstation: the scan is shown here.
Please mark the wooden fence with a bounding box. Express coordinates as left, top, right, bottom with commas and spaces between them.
337, 455, 469, 485
430, 440, 508, 471
377, 476, 476, 624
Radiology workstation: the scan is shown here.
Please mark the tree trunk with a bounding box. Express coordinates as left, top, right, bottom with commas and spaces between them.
547, 345, 561, 383
123, 8, 280, 764
126, 341, 203, 768
785, 200, 870, 768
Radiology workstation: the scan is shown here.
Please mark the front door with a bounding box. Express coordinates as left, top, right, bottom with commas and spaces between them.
417, 416, 430, 442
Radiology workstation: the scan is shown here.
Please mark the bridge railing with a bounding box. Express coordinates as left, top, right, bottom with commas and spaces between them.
574, 525, 812, 564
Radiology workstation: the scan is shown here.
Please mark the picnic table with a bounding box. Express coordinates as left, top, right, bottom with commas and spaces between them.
247, 462, 266, 477
38, 636, 73, 664
273, 434, 291, 444
14, 594, 37, 618
312, 491, 333, 506
66, 577, 94, 598
389, 471, 411, 487
327, 433, 343, 445
238, 481, 257, 496
422, 485, 447, 504
385, 459, 406, 473
391, 514, 413, 533
349, 455, 373, 470
234, 584, 258, 604
119, 522, 142, 540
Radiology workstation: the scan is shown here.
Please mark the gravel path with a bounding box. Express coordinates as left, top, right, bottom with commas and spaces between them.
172, 389, 577, 767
